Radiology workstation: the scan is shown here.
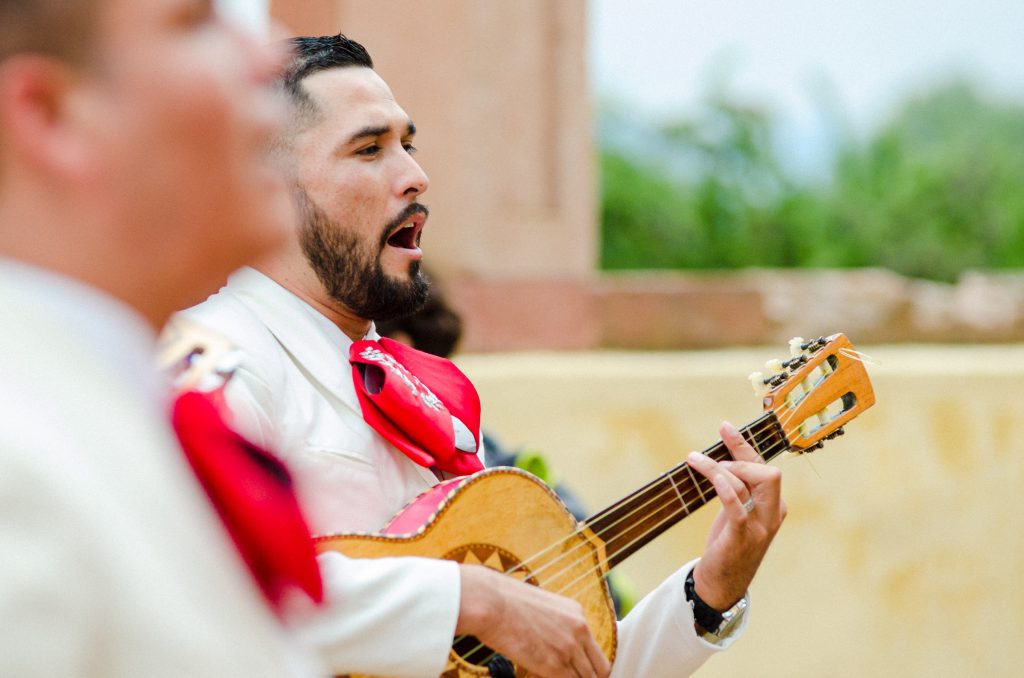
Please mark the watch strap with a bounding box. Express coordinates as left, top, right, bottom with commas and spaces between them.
684, 568, 748, 638
684, 568, 725, 633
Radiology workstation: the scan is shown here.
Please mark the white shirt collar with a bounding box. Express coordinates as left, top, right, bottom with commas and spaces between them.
222, 267, 367, 404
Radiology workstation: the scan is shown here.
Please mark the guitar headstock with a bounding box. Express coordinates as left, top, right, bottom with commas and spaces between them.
749, 334, 875, 453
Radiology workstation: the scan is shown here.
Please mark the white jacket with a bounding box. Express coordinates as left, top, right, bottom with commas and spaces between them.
182, 267, 746, 677
0, 261, 313, 677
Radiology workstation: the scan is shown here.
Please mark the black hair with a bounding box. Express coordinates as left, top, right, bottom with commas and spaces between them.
280, 33, 373, 114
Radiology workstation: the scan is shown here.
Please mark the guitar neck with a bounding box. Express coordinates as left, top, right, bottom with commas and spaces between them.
583, 412, 788, 570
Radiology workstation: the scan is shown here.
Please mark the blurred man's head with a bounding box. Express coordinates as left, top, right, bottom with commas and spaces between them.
0, 0, 294, 327
275, 34, 431, 323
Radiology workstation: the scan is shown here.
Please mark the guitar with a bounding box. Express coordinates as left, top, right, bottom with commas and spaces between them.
315, 333, 876, 678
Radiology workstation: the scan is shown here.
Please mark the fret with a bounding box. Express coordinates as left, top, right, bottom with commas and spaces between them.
744, 426, 765, 460
685, 464, 707, 503
667, 473, 688, 513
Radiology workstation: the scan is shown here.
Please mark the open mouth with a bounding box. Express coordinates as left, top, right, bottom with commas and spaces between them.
386, 216, 424, 250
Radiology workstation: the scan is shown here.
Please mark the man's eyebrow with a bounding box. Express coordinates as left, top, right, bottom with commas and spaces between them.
345, 121, 417, 145
346, 125, 391, 145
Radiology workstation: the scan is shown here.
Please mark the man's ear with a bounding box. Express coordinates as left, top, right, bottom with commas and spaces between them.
0, 55, 96, 179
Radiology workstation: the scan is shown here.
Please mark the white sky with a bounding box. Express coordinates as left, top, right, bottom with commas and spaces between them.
589, 0, 1024, 172
215, 0, 271, 35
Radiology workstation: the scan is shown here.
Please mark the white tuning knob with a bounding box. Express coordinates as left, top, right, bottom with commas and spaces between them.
749, 371, 770, 397
789, 336, 805, 357
764, 358, 784, 374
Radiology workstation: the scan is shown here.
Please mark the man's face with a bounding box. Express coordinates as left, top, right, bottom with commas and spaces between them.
82, 0, 293, 307
290, 67, 431, 321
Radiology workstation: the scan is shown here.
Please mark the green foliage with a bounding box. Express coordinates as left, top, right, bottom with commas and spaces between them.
600, 81, 1024, 281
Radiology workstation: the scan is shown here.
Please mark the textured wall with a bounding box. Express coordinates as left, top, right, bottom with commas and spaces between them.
458, 344, 1023, 677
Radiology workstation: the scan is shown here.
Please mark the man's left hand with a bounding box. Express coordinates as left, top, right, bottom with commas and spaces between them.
686, 420, 787, 611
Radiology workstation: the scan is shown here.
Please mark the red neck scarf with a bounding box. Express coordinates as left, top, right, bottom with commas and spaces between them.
172, 390, 323, 612
349, 337, 485, 477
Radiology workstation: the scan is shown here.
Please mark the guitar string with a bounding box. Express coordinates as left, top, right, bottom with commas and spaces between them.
462, 402, 843, 667
502, 416, 786, 582
454, 428, 798, 666
457, 353, 870, 664
456, 403, 847, 664
452, 424, 798, 663
451, 354, 866, 663
507, 429, 785, 590
463, 396, 806, 614
462, 348, 859, 590
529, 407, 810, 610
463, 403, 804, 614
839, 347, 879, 366
511, 401, 821, 588
456, 380, 859, 666
513, 417, 790, 582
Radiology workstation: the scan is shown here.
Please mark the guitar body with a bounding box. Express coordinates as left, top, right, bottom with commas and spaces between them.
315, 468, 618, 678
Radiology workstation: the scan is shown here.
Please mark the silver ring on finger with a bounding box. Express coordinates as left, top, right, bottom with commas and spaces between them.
742, 496, 755, 513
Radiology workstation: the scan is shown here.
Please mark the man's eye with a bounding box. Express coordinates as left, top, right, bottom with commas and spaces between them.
356, 145, 382, 156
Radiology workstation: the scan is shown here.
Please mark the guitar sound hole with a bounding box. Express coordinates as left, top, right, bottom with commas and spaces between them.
444, 542, 536, 672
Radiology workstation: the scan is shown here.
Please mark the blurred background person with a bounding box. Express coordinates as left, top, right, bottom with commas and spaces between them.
0, 0, 313, 675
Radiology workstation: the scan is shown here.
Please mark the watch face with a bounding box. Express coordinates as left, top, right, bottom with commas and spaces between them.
713, 597, 749, 637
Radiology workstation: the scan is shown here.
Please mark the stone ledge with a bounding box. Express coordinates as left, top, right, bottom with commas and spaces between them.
447, 269, 1024, 351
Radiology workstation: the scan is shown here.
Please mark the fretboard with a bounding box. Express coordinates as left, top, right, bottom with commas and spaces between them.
583, 412, 788, 569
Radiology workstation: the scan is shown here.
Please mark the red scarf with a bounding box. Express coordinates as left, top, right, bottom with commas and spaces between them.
349, 337, 484, 476
171, 390, 323, 611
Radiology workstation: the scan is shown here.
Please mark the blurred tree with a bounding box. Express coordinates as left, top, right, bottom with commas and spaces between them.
600, 80, 1024, 281
827, 82, 1024, 280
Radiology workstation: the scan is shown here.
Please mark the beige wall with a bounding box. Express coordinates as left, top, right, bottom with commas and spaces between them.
457, 344, 1024, 677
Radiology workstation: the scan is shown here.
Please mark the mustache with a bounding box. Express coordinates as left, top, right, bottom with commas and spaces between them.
378, 203, 429, 248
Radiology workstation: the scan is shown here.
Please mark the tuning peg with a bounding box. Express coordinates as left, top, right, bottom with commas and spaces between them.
749, 371, 770, 398
801, 336, 828, 353
824, 427, 846, 441
782, 354, 809, 370
764, 358, 784, 374
788, 337, 805, 357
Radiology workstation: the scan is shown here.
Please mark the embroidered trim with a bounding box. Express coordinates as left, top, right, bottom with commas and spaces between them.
359, 346, 444, 411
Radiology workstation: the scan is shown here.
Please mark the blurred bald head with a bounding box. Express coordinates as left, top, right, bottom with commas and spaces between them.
0, 0, 294, 328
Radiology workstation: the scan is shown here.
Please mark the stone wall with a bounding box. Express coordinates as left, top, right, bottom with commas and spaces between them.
595, 268, 1024, 349
449, 268, 1024, 351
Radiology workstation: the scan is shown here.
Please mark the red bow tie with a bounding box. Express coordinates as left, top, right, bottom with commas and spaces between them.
172, 390, 323, 611
349, 337, 485, 477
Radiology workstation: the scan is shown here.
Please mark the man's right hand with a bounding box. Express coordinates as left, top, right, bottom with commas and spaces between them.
456, 564, 611, 678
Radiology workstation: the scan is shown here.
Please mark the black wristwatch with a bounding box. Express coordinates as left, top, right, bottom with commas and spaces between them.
684, 569, 748, 639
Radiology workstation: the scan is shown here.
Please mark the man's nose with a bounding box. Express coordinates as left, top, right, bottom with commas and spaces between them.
399, 155, 429, 197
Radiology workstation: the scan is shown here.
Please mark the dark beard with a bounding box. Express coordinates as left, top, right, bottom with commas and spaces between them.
296, 188, 430, 322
